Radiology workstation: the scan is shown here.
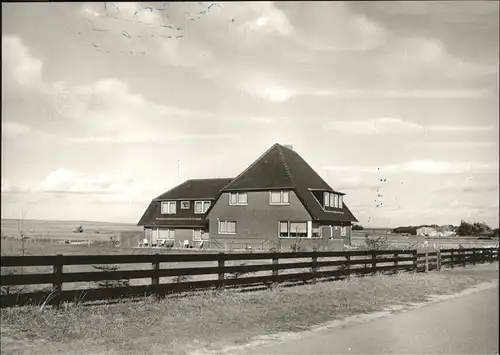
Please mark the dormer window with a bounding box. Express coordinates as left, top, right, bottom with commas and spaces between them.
194, 201, 211, 214
323, 192, 343, 209
161, 201, 176, 214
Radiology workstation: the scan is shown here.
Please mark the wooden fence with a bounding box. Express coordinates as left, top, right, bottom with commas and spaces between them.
1, 247, 498, 308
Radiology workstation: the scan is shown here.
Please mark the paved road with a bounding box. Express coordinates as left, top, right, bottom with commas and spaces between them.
240, 286, 499, 354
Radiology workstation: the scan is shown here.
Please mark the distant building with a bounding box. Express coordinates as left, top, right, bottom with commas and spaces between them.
417, 226, 455, 237
416, 227, 438, 237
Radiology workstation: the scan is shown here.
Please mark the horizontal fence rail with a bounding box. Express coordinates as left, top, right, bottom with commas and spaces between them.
1, 247, 498, 308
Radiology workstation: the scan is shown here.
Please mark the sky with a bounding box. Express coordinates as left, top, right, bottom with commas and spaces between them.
1, 1, 499, 228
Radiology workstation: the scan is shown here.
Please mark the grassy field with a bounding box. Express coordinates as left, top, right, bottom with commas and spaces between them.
1, 218, 142, 243
1, 263, 498, 355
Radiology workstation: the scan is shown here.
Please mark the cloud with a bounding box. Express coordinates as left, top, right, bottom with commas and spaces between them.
307, 88, 493, 99
279, 2, 386, 52
2, 35, 47, 92
379, 37, 498, 80
412, 141, 496, 148
238, 2, 294, 37
2, 121, 31, 136
324, 160, 498, 175
40, 168, 143, 197
324, 117, 493, 135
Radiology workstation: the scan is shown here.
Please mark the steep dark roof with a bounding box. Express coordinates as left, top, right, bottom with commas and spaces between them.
221, 144, 358, 223
138, 178, 233, 227
154, 178, 233, 200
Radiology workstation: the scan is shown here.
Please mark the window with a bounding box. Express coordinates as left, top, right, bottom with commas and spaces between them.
324, 192, 330, 207
158, 229, 175, 240
341, 226, 347, 237
218, 220, 236, 234
279, 221, 289, 237
290, 222, 307, 238
334, 194, 339, 208
193, 229, 202, 241
270, 190, 290, 205
161, 201, 176, 214
338, 195, 343, 209
279, 221, 308, 238
229, 192, 248, 205
194, 201, 211, 214
181, 201, 190, 209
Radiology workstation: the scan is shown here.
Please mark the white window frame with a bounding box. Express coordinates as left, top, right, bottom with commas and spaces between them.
158, 228, 175, 240
324, 192, 330, 208
193, 229, 202, 241
338, 195, 343, 209
340, 226, 347, 237
180, 201, 190, 209
229, 192, 248, 205
194, 201, 211, 214
161, 201, 176, 214
333, 194, 339, 208
269, 190, 290, 205
218, 220, 236, 235
278, 221, 308, 238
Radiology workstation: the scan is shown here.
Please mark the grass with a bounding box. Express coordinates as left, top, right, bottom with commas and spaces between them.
1, 262, 498, 355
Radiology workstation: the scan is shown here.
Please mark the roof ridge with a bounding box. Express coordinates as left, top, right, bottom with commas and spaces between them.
276, 144, 296, 187
222, 143, 280, 190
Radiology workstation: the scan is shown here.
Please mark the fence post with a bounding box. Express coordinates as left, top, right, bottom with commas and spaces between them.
472, 249, 476, 265
489, 248, 494, 263
151, 253, 160, 300
218, 253, 225, 289
52, 254, 63, 308
272, 255, 279, 286
412, 250, 418, 272
311, 254, 318, 284
436, 250, 441, 271
393, 252, 398, 269
450, 250, 454, 268
371, 251, 377, 275
462, 250, 466, 267
425, 252, 429, 272
345, 254, 351, 279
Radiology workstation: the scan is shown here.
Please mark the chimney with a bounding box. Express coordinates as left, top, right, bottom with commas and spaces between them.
283, 144, 294, 150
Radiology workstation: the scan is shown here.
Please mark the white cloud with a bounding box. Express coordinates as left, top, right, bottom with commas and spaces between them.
324, 117, 493, 135
308, 88, 492, 99
41, 168, 138, 195
324, 160, 497, 175
2, 121, 31, 136
2, 35, 47, 92
238, 2, 294, 36
413, 141, 496, 148
380, 37, 498, 80
282, 2, 386, 52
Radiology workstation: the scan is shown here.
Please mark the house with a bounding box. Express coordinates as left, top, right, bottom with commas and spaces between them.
416, 226, 437, 237
138, 143, 358, 249
137, 178, 233, 247
205, 143, 358, 249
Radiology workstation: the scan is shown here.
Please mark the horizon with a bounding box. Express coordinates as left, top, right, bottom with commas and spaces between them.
0, 217, 493, 231
2, 2, 499, 228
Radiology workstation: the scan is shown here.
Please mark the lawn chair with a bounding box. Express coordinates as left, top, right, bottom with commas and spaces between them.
183, 240, 190, 248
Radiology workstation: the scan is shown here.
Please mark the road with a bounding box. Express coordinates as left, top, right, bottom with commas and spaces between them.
239, 285, 499, 355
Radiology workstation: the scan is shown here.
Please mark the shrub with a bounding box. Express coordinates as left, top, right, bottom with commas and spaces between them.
352, 224, 364, 231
